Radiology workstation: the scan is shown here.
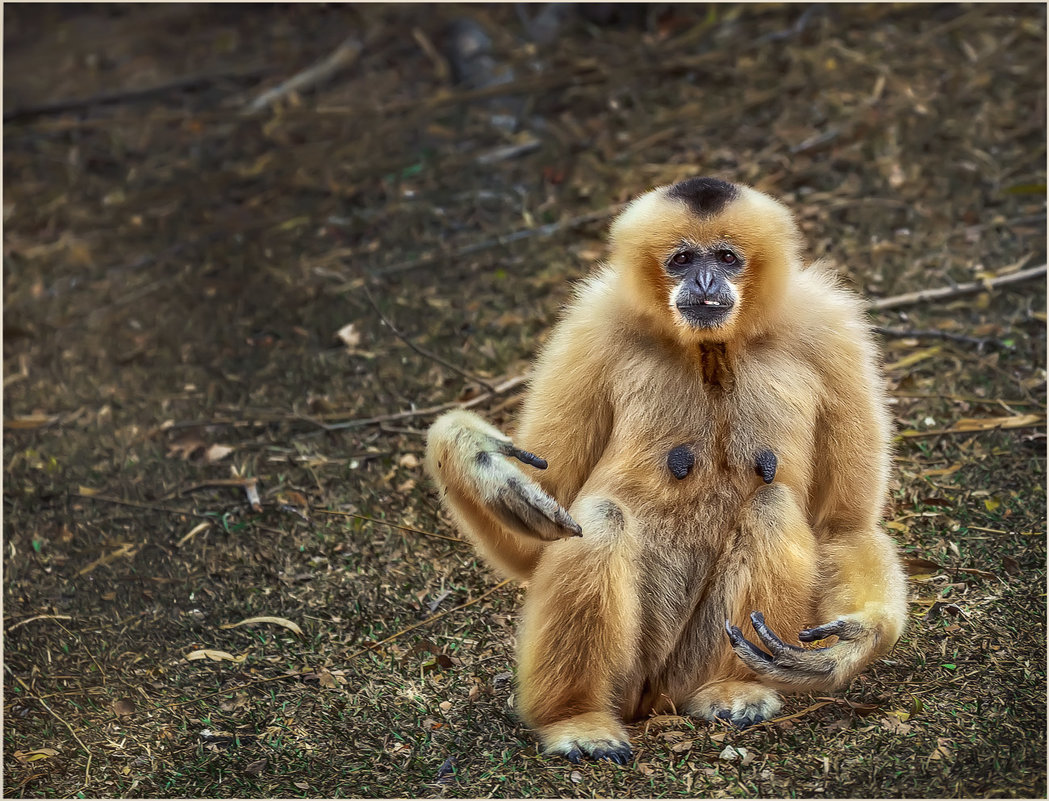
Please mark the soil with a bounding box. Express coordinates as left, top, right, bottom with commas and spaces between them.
3, 4, 1046, 798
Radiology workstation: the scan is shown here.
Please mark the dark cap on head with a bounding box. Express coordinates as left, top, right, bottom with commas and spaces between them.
666, 177, 738, 217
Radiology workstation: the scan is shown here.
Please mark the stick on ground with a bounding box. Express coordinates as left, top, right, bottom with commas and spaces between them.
869, 263, 1046, 311
245, 37, 362, 114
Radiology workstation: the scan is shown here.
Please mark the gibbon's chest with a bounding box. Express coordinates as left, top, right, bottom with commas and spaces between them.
605, 341, 820, 498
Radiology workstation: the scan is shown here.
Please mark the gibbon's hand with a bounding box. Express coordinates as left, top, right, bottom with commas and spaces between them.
477, 439, 583, 542
725, 611, 870, 686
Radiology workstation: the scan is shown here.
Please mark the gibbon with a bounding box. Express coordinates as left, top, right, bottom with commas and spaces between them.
425, 177, 908, 764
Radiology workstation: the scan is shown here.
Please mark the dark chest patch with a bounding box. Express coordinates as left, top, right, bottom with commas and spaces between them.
754, 449, 777, 484
667, 445, 695, 480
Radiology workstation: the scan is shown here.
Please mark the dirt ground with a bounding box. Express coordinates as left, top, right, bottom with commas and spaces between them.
3, 4, 1046, 798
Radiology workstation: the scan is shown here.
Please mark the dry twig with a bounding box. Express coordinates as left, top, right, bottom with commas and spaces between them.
308, 373, 529, 431
869, 264, 1046, 311
362, 285, 495, 392
245, 37, 361, 114
4, 664, 93, 786
314, 509, 463, 543
370, 205, 624, 278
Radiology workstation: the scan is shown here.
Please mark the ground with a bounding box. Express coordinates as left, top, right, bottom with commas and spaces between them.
2, 4, 1046, 798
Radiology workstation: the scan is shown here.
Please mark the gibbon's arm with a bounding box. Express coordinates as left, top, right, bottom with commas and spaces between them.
511, 291, 615, 510
728, 300, 907, 690
426, 277, 614, 579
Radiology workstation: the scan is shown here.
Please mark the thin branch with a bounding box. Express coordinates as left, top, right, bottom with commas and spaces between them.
869, 264, 1046, 311
344, 579, 513, 663
873, 326, 1004, 349
73, 491, 207, 518
245, 37, 361, 114
362, 285, 495, 392
314, 509, 463, 543
306, 374, 529, 432
369, 205, 624, 278
6, 614, 74, 633
3, 67, 270, 123
4, 663, 93, 786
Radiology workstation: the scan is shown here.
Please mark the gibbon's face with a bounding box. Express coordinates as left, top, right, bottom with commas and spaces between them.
610, 177, 800, 343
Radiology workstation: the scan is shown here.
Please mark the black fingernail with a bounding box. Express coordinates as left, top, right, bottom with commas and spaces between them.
511, 447, 548, 470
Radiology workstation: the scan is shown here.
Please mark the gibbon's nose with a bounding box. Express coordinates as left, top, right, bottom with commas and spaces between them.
692, 269, 717, 298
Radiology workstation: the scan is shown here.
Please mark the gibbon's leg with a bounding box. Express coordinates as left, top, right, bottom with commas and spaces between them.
516, 497, 639, 764
686, 476, 819, 727
426, 410, 582, 580
725, 532, 906, 690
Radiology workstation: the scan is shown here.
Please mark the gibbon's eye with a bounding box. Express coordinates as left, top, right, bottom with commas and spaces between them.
717, 249, 738, 265
672, 251, 692, 266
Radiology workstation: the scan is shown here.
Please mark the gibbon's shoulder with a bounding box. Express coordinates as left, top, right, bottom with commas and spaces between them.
787, 259, 883, 373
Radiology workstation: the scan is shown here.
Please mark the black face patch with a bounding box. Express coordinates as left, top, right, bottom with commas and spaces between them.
666, 177, 738, 217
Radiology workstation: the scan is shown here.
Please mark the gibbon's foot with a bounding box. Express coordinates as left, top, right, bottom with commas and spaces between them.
687, 680, 782, 728
540, 714, 633, 765
725, 612, 868, 685
754, 449, 777, 484
554, 740, 633, 765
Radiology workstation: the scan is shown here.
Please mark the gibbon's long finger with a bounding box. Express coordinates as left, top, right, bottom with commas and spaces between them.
798, 619, 867, 643
493, 475, 582, 541
749, 611, 807, 656
725, 620, 836, 680
506, 445, 548, 470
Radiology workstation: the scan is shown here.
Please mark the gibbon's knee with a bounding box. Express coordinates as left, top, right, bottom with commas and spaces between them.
571, 497, 628, 543
738, 482, 807, 539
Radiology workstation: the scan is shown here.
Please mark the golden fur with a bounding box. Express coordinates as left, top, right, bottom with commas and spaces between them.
425, 179, 908, 762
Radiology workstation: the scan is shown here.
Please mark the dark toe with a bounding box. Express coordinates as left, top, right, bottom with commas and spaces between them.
564, 747, 582, 764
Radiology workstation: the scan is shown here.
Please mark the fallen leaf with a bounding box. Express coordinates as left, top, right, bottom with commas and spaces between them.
185, 649, 247, 663
902, 556, 943, 576
671, 739, 694, 753
317, 668, 338, 689
113, 698, 136, 717
244, 758, 267, 776
880, 715, 912, 735
569, 770, 583, 783
336, 322, 361, 349
13, 748, 59, 763
928, 737, 953, 761
220, 616, 303, 635
884, 345, 942, 372
5, 414, 58, 429
398, 453, 421, 469
204, 444, 234, 463
719, 745, 748, 762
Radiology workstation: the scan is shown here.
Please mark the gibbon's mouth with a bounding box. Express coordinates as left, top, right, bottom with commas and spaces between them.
676, 299, 734, 327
